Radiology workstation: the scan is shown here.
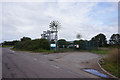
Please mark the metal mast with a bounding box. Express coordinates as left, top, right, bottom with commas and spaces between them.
41, 20, 60, 51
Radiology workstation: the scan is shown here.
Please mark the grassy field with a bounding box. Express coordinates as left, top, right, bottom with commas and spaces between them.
91, 49, 109, 54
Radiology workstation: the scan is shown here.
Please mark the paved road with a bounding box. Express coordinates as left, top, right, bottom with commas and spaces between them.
2, 47, 100, 78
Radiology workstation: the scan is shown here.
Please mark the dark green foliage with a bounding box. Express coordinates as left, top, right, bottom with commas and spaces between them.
79, 40, 88, 50
20, 37, 31, 42
14, 38, 50, 51
2, 40, 19, 46
73, 40, 87, 49
57, 39, 67, 48
91, 33, 107, 47
73, 39, 97, 50
73, 40, 79, 45
51, 39, 55, 44
58, 39, 66, 45
109, 34, 120, 45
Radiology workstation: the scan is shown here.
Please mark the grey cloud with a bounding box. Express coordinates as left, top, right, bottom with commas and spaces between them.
2, 2, 118, 42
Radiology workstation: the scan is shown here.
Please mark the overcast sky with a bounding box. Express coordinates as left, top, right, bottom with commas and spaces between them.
2, 2, 118, 42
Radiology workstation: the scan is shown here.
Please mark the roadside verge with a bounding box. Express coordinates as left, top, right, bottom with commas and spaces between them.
97, 58, 118, 79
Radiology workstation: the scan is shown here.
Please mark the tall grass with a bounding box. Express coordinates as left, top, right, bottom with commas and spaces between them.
106, 48, 119, 63
102, 48, 120, 78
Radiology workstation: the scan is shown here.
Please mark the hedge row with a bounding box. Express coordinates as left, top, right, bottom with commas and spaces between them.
14, 38, 50, 51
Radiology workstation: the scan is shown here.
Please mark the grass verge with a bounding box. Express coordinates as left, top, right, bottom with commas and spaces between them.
11, 48, 84, 53
100, 48, 119, 78
91, 49, 108, 54
11, 48, 57, 53
100, 59, 119, 78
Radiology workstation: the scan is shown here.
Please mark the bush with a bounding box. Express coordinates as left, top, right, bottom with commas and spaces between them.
14, 38, 50, 51
2, 40, 19, 46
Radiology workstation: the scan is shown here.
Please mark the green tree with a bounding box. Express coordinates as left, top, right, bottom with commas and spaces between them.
109, 34, 120, 45
51, 39, 55, 44
57, 39, 67, 48
91, 33, 107, 47
73, 40, 79, 45
20, 37, 31, 42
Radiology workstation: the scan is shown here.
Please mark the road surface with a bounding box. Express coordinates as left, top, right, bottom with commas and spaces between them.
2, 47, 101, 78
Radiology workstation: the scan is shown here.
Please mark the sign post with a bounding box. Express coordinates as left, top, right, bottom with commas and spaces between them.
50, 44, 56, 51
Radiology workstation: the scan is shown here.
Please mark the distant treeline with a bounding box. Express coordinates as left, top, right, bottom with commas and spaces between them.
2, 40, 19, 46
2, 33, 120, 50
58, 33, 120, 48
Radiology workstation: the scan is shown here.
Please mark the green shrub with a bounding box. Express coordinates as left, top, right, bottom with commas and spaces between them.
14, 38, 50, 51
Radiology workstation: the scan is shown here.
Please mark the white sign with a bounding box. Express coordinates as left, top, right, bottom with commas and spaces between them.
50, 44, 56, 47
74, 44, 79, 48
76, 45, 79, 48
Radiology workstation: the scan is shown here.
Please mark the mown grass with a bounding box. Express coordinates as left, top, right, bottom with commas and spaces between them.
91, 49, 109, 54
101, 60, 119, 78
11, 48, 81, 53
11, 47, 58, 53
53, 48, 88, 53
11, 47, 109, 54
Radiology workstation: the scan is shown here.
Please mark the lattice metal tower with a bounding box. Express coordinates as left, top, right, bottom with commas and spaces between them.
49, 21, 59, 43
49, 21, 60, 51
41, 20, 60, 51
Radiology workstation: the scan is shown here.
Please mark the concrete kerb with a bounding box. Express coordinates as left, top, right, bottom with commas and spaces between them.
97, 57, 118, 78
